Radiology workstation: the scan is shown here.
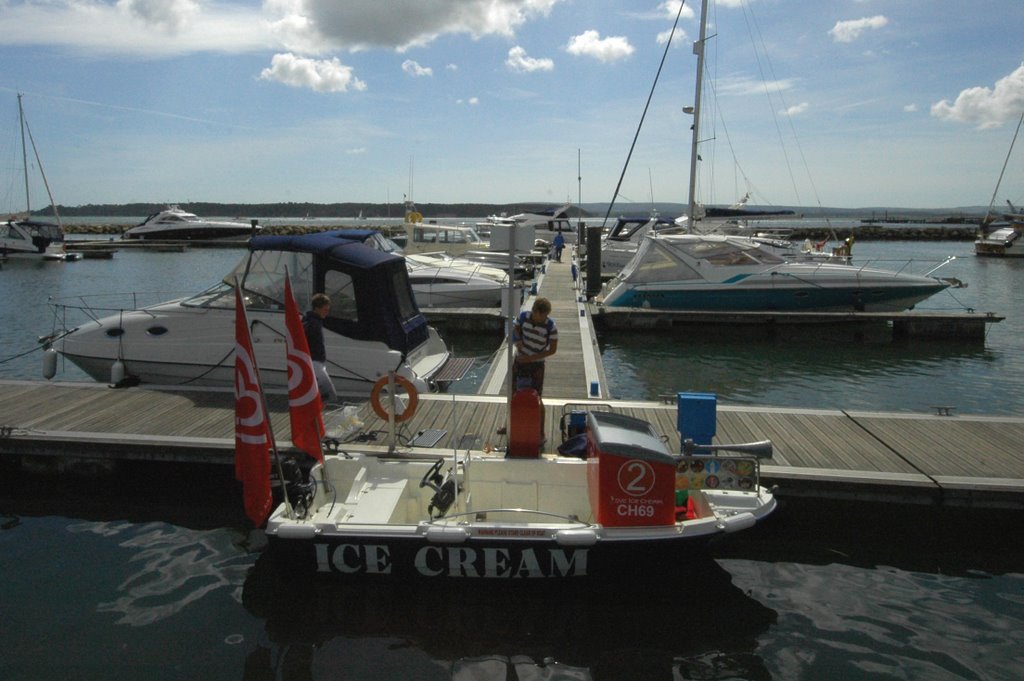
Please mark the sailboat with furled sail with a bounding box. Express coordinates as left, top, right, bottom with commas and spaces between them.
975, 111, 1024, 257
1, 93, 78, 261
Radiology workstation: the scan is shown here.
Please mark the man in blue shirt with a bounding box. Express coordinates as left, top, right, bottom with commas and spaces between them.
302, 293, 338, 403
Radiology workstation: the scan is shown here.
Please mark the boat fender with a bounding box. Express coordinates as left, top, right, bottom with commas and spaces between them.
425, 525, 469, 544
276, 523, 319, 540
717, 511, 756, 534
554, 528, 598, 547
370, 374, 419, 423
110, 359, 125, 385
42, 347, 58, 379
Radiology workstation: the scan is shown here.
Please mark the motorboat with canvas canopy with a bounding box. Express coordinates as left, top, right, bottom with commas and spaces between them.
42, 230, 450, 397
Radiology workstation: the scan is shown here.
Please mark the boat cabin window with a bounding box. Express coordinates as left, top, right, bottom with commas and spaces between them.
323, 270, 358, 321
412, 226, 480, 245
391, 268, 420, 321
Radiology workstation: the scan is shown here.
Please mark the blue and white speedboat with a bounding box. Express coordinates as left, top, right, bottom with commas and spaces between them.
44, 231, 450, 397
599, 233, 953, 312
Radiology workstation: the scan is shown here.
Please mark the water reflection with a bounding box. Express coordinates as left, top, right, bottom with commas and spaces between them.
67, 520, 252, 627
241, 552, 777, 681
598, 326, 1012, 414
714, 499, 1024, 576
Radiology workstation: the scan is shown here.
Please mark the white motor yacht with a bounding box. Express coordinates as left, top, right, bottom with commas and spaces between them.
405, 254, 514, 308
599, 233, 954, 312
122, 205, 258, 240
44, 231, 450, 398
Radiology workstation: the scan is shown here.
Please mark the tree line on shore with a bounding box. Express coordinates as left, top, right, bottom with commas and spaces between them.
36, 201, 585, 220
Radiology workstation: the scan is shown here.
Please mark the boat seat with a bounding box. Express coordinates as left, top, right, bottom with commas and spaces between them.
343, 477, 408, 524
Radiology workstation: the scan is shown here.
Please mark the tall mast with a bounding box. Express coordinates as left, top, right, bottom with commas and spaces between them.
18, 93, 30, 216
686, 0, 710, 229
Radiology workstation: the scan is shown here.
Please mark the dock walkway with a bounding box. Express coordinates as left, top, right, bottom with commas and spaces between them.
1, 380, 1021, 508
477, 255, 607, 399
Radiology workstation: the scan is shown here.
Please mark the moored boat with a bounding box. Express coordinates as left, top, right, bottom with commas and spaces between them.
263, 408, 776, 580
122, 205, 258, 240
599, 233, 954, 312
975, 214, 1023, 257
42, 230, 450, 397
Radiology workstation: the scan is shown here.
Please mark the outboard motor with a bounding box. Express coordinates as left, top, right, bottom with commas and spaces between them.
280, 456, 317, 518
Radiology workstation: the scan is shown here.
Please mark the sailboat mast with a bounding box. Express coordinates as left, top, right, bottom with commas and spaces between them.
18, 93, 30, 216
686, 0, 710, 229
986, 111, 1024, 216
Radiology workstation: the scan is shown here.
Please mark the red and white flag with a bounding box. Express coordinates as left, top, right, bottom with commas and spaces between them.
284, 274, 325, 462
234, 284, 273, 526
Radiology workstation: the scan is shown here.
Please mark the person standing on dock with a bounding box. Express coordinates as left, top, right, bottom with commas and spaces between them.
302, 293, 338, 404
553, 231, 565, 262
513, 297, 558, 395
501, 297, 559, 440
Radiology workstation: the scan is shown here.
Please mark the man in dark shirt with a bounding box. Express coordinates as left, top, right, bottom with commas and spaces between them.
302, 293, 338, 403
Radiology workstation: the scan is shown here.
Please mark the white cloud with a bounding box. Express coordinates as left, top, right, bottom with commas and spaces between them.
565, 30, 634, 63
0, 1, 562, 56
782, 102, 809, 116
904, 104, 918, 113
0, 1, 271, 56
402, 59, 433, 77
259, 53, 367, 92
270, 0, 562, 53
456, 97, 480, 106
656, 27, 689, 46
346, 147, 367, 155
117, 0, 199, 33
506, 46, 554, 72
718, 76, 796, 97
828, 15, 889, 43
657, 2, 695, 20
446, 64, 458, 71
931, 63, 1024, 129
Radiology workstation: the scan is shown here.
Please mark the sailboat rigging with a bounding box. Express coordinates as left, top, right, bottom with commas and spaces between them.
1, 94, 75, 260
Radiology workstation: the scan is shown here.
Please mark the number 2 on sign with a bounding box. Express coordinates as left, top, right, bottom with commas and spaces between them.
618, 460, 656, 497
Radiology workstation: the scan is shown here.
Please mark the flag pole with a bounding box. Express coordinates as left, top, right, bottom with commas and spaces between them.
236, 277, 294, 519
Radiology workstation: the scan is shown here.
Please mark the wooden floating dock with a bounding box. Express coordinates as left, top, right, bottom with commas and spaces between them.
1, 381, 1022, 509
1, 255, 1019, 508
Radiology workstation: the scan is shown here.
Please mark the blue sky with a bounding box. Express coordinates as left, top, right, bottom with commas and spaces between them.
1, 0, 1023, 213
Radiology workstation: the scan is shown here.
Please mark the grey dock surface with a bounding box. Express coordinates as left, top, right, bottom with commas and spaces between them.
476, 255, 608, 399
1, 380, 1021, 509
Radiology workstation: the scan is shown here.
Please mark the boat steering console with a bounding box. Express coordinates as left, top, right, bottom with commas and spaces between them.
420, 458, 457, 519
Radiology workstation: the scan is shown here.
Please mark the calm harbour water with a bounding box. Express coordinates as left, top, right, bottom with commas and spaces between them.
1, 234, 1022, 680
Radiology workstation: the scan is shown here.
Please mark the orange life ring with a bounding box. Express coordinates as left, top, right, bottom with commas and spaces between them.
370, 374, 419, 423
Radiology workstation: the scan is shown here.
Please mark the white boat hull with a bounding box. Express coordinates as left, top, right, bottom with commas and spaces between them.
53, 301, 448, 397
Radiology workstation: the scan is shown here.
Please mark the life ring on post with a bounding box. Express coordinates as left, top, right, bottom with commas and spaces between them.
371, 374, 419, 423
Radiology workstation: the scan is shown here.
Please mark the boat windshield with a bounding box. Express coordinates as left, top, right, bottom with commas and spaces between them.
606, 218, 651, 242
678, 239, 786, 266
620, 238, 701, 283
182, 250, 315, 310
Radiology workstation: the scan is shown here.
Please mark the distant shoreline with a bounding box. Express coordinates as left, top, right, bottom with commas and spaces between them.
62, 222, 980, 241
